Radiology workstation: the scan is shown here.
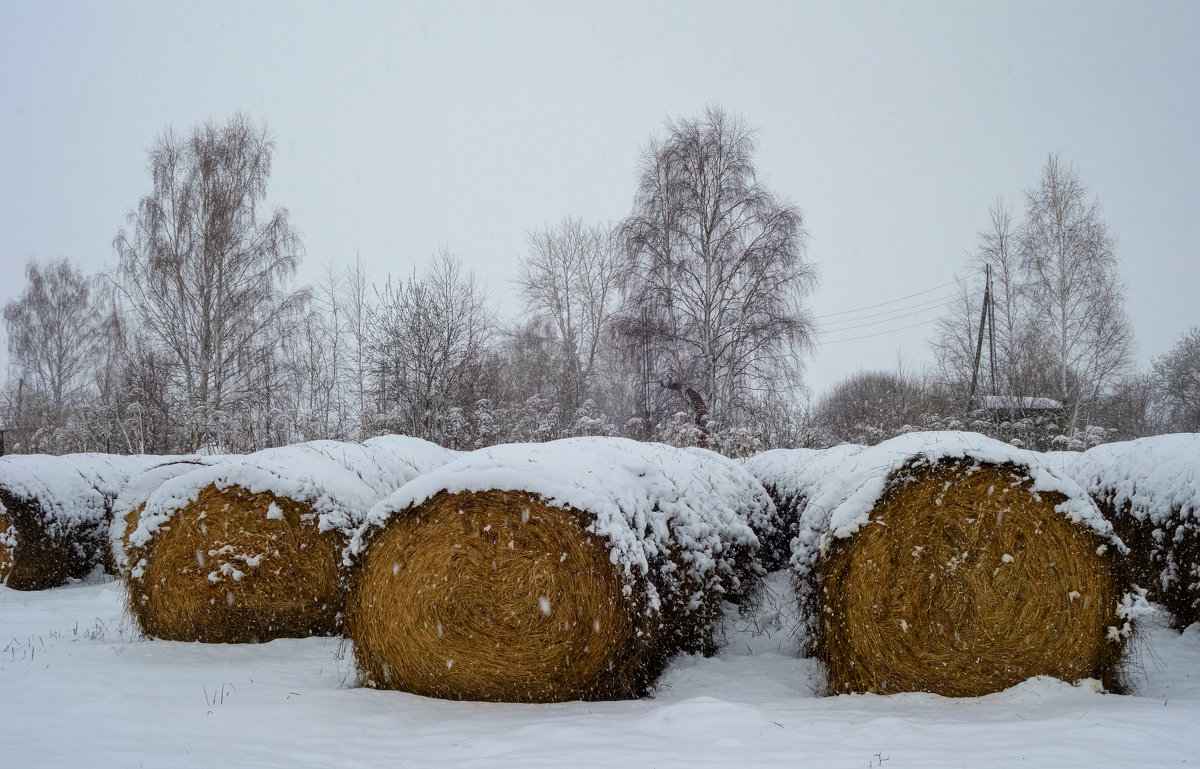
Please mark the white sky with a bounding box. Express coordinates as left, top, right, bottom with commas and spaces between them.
2, 1, 1197, 399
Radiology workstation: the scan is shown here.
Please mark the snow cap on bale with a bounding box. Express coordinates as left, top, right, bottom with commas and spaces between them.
109, 458, 217, 577
744, 444, 864, 570
124, 439, 451, 643
305, 436, 458, 499
1070, 434, 1200, 628
0, 453, 162, 589
345, 436, 770, 703
784, 431, 1145, 697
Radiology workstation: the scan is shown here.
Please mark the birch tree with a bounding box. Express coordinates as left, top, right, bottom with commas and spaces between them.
113, 114, 307, 450
368, 249, 494, 442
516, 217, 622, 414
3, 258, 102, 416
1019, 155, 1132, 432
618, 106, 816, 440
1151, 327, 1200, 431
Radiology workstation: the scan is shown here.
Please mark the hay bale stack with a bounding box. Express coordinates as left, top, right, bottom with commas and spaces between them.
1070, 434, 1200, 629
755, 432, 1141, 696
123, 439, 453, 643
344, 437, 772, 702
0, 453, 162, 590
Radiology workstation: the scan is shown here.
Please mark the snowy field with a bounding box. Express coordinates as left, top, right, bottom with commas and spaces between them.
1, 573, 1197, 768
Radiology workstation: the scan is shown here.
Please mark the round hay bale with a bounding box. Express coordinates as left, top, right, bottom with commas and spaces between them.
124, 439, 455, 642
0, 453, 160, 590
1070, 434, 1200, 629
777, 432, 1142, 696
345, 437, 771, 702
126, 483, 344, 642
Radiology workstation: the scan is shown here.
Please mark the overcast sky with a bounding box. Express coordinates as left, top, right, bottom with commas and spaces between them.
2, 0, 1197, 399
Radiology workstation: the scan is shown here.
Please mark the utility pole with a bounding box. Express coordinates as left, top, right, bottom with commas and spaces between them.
967, 264, 992, 413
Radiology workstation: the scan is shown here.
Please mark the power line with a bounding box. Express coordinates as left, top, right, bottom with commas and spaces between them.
819, 316, 944, 345
816, 296, 959, 332
811, 271, 978, 320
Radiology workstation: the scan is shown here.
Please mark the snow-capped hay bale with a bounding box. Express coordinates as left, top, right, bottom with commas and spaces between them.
1071, 434, 1200, 629
345, 437, 771, 702
110, 459, 216, 579
787, 432, 1141, 697
124, 440, 454, 642
0, 453, 161, 590
745, 445, 864, 571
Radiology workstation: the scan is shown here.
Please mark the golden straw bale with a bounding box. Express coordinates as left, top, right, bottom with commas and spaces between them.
814, 457, 1128, 696
348, 489, 651, 702
345, 437, 769, 702
0, 453, 165, 589
125, 484, 343, 643
123, 440, 454, 642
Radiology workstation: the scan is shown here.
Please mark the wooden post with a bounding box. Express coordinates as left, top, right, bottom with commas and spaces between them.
966, 264, 991, 413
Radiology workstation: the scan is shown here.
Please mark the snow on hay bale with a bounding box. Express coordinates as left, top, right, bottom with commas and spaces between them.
756, 432, 1143, 696
110, 458, 220, 579
344, 437, 772, 702
1070, 434, 1200, 629
0, 453, 162, 590
744, 444, 864, 571
123, 438, 454, 643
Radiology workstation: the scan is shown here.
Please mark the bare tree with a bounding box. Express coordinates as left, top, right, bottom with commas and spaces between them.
1151, 327, 1200, 432
811, 369, 923, 446
113, 114, 307, 450
3, 258, 102, 417
1019, 155, 1133, 433
933, 198, 1054, 412
618, 106, 816, 440
516, 217, 622, 414
368, 249, 494, 443
341, 256, 374, 439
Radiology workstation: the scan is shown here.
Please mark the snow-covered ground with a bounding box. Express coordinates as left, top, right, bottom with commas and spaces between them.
1, 573, 1197, 768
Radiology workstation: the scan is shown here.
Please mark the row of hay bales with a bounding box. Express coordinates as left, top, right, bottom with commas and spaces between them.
110, 436, 773, 702
4, 431, 1180, 702
114, 436, 458, 643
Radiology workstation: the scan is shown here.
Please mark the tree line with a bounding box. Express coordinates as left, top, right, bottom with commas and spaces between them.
2, 110, 1195, 456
